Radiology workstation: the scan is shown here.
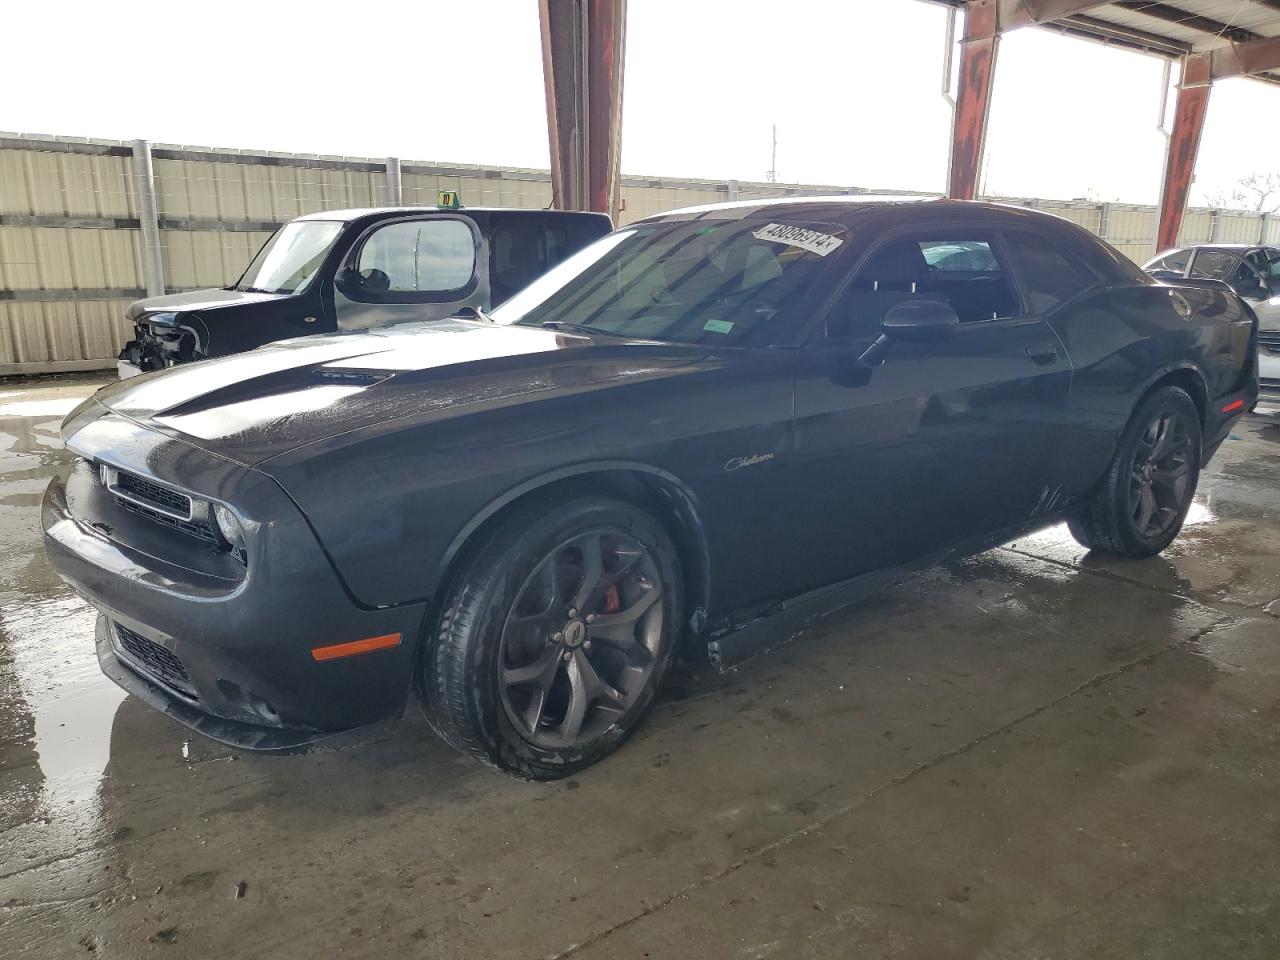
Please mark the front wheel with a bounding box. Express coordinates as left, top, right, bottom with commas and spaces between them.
1068, 385, 1201, 557
418, 496, 682, 780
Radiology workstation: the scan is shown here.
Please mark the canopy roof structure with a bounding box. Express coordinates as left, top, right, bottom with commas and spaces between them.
537, 0, 1280, 251
936, 0, 1280, 78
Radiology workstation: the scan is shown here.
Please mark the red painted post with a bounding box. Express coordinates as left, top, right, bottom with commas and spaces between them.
538, 0, 626, 219
1156, 53, 1212, 252
949, 0, 999, 201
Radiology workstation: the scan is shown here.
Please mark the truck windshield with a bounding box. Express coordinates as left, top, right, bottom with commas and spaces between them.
233, 220, 343, 294
492, 218, 846, 346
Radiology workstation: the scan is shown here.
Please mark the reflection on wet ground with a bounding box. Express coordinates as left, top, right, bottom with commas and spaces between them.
1, 375, 1278, 959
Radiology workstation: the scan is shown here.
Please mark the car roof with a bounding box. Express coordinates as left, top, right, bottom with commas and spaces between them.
1171, 243, 1259, 250
634, 195, 1076, 228
293, 207, 609, 223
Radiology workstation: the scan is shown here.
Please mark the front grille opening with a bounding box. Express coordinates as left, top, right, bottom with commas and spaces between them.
117, 498, 218, 543
114, 471, 192, 518
113, 623, 199, 702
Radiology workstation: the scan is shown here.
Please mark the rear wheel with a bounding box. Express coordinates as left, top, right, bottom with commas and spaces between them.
1068, 385, 1201, 557
418, 496, 682, 779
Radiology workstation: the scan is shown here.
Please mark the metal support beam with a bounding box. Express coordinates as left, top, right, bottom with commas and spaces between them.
1211, 35, 1280, 80
949, 0, 998, 200
539, 0, 626, 219
384, 157, 403, 206
1004, 0, 1108, 28
1155, 54, 1211, 252
130, 139, 165, 297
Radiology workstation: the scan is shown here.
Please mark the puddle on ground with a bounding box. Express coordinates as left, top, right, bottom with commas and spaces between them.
0, 594, 126, 831
1, 382, 124, 847
0, 398, 84, 418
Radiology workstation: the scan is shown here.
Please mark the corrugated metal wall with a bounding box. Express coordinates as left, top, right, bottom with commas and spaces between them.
2, 132, 1276, 374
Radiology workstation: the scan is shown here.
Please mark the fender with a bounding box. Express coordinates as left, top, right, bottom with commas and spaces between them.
432, 459, 712, 616
1129, 360, 1209, 425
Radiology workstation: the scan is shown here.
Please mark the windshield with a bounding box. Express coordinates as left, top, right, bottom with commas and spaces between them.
491, 218, 847, 346
234, 220, 343, 294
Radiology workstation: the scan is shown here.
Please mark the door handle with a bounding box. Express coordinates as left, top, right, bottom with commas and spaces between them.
1026, 341, 1060, 365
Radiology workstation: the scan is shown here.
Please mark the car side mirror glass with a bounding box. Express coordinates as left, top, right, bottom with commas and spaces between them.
881, 298, 960, 342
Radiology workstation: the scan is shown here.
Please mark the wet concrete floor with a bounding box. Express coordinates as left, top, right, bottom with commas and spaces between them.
1, 374, 1278, 959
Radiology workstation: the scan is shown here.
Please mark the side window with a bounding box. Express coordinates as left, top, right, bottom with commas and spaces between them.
1004, 230, 1095, 313
1152, 248, 1190, 273
357, 219, 475, 294
489, 217, 590, 304
1266, 248, 1280, 279
828, 234, 1018, 339
1189, 249, 1238, 281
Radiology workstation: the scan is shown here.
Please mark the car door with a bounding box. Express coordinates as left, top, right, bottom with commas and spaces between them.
334, 214, 486, 330
789, 227, 1072, 589
1243, 248, 1280, 330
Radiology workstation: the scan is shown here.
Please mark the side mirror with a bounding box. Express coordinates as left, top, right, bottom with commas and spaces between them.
881, 298, 960, 341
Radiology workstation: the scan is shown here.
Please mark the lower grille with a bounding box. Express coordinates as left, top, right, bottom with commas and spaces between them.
113, 622, 198, 701
118, 497, 217, 543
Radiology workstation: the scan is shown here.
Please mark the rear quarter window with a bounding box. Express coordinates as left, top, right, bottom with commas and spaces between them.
1004, 230, 1095, 313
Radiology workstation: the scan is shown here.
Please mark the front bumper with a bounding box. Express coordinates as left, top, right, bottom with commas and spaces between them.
43, 444, 428, 748
95, 615, 330, 751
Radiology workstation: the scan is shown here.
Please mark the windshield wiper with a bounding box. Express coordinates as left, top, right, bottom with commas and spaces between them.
540, 320, 614, 336
236, 285, 278, 294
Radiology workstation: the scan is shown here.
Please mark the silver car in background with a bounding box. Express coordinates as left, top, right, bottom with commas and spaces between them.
1145, 244, 1280, 397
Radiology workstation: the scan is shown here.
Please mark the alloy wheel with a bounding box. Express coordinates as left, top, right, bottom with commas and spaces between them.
1128, 409, 1194, 539
497, 530, 666, 749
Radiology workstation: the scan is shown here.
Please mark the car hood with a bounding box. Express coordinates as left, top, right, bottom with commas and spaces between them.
85, 320, 711, 466
127, 287, 290, 320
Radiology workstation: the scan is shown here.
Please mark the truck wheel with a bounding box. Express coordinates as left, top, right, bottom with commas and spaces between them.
418, 496, 682, 780
1068, 385, 1201, 558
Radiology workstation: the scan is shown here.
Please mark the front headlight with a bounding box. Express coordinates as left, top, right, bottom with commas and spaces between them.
145, 311, 179, 327
211, 503, 248, 565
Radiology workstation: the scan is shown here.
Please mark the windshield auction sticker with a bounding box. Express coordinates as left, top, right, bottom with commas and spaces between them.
751, 222, 844, 256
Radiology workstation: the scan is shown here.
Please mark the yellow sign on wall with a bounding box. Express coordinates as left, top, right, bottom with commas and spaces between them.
437, 191, 461, 209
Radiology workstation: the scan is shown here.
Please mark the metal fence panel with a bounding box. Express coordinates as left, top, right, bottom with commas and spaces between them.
4, 132, 1280, 373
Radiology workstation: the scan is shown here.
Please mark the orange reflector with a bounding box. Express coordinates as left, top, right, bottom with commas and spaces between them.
1221, 398, 1245, 414
310, 632, 402, 662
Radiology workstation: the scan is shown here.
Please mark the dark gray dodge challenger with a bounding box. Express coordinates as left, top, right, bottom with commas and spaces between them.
43, 197, 1259, 779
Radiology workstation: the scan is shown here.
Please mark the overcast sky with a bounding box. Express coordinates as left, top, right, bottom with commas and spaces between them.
4, 0, 1277, 207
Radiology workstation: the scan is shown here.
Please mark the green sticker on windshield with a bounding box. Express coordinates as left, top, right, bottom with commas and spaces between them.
703, 319, 734, 334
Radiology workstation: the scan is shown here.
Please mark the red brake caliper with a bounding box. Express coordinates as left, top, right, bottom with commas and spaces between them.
602, 583, 621, 614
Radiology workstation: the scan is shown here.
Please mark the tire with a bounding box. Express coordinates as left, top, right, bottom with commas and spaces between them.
418, 495, 683, 780
1068, 385, 1202, 558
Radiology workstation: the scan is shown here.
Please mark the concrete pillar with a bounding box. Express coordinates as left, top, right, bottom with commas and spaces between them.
726, 179, 740, 202
385, 157, 403, 206
1156, 53, 1212, 252
130, 139, 165, 297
